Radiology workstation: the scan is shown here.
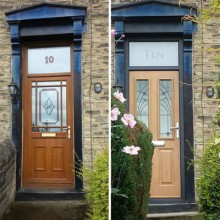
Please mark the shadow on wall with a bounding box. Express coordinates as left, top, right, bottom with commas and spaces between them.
0, 139, 16, 220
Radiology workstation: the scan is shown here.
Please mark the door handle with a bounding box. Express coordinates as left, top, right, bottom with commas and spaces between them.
63, 126, 70, 138
170, 122, 179, 139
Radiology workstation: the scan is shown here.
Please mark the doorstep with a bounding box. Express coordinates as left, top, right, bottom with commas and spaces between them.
147, 212, 202, 218
148, 203, 198, 214
15, 188, 85, 201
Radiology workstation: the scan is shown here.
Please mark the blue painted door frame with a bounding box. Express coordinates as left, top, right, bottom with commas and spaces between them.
5, 3, 86, 192
112, 0, 197, 205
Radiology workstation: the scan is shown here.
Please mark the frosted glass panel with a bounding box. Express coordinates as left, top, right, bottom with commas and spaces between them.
136, 80, 149, 127
38, 88, 60, 126
129, 42, 178, 67
28, 47, 70, 74
160, 80, 172, 138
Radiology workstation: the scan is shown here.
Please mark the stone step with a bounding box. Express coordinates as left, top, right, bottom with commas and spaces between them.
147, 212, 204, 220
3, 200, 88, 220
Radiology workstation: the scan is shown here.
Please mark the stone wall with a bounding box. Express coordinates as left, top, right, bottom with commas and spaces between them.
0, 0, 109, 169
0, 139, 16, 220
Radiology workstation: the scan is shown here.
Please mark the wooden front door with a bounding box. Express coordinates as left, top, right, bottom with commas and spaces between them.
22, 44, 74, 188
129, 71, 180, 198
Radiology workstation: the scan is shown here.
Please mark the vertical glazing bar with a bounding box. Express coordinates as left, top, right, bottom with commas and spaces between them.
60, 81, 63, 129
35, 81, 38, 128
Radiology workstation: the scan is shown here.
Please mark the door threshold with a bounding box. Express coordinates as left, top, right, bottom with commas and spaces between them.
16, 188, 85, 201
147, 211, 202, 218
148, 202, 198, 214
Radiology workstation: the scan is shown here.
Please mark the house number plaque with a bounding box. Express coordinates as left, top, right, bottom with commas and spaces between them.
129, 42, 179, 67
28, 46, 70, 74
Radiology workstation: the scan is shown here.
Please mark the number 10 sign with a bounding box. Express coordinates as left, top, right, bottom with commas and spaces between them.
28, 46, 71, 74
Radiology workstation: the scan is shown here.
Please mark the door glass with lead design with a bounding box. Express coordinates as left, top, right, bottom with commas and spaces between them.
136, 80, 149, 127
159, 80, 172, 138
32, 81, 66, 132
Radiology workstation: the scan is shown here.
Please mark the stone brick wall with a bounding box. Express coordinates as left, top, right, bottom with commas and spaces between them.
0, 139, 16, 220
0, 0, 109, 169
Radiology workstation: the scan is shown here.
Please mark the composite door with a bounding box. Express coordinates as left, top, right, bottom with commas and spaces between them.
129, 71, 181, 198
22, 44, 74, 188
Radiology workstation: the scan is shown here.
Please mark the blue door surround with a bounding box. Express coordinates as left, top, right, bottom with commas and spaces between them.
5, 3, 86, 199
112, 0, 197, 212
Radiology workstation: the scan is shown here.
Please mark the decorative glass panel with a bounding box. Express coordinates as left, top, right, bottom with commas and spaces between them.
31, 80, 67, 132
136, 80, 149, 127
38, 88, 60, 126
129, 42, 178, 67
28, 47, 71, 74
160, 80, 172, 138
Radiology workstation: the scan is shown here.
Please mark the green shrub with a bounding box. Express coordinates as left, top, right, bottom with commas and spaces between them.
111, 91, 154, 220
196, 135, 220, 220
78, 148, 108, 220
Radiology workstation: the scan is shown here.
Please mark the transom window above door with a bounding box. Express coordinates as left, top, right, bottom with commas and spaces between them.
28, 46, 71, 74
129, 42, 179, 67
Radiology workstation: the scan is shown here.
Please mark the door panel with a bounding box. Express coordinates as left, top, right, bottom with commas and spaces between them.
129, 71, 180, 198
22, 44, 74, 188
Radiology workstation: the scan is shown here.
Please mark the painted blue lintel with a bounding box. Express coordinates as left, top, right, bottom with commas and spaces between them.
112, 1, 196, 18
6, 3, 86, 23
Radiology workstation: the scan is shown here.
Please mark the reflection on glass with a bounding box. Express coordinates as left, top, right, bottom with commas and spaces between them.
136, 80, 149, 127
160, 80, 172, 138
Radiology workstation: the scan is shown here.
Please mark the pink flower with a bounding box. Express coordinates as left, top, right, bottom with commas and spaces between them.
111, 29, 117, 35
113, 92, 126, 103
121, 114, 137, 128
122, 145, 141, 155
111, 107, 120, 121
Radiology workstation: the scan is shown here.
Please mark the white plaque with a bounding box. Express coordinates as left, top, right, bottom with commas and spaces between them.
129, 42, 178, 67
28, 47, 71, 74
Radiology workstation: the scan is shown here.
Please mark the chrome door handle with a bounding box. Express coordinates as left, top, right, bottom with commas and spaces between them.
63, 126, 70, 138
170, 122, 179, 139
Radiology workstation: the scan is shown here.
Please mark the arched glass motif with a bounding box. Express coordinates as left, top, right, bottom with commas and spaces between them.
160, 80, 172, 138
136, 80, 149, 127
